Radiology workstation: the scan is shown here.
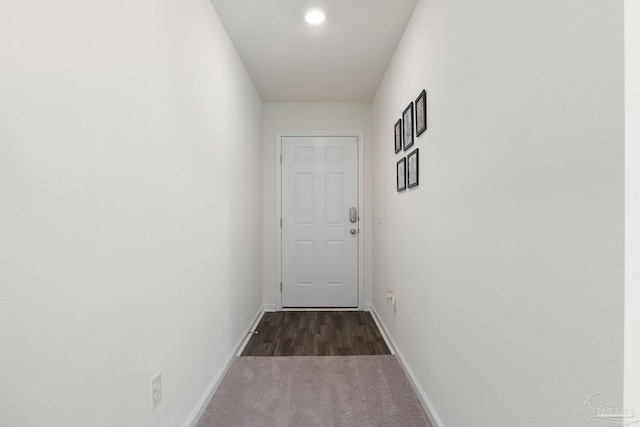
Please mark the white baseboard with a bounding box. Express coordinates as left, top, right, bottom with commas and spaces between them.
369, 305, 445, 427
364, 302, 372, 311
182, 305, 266, 427
366, 305, 395, 355
236, 309, 267, 357
263, 303, 277, 312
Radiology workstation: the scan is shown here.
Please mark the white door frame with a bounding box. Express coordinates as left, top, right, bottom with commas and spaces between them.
275, 130, 365, 311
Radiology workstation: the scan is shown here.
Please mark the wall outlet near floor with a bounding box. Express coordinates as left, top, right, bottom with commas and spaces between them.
386, 290, 396, 304
386, 290, 397, 311
151, 373, 162, 411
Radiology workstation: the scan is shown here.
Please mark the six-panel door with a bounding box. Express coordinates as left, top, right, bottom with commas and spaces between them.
281, 136, 359, 307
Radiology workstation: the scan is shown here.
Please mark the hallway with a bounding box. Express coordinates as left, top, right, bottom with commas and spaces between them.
0, 1, 633, 427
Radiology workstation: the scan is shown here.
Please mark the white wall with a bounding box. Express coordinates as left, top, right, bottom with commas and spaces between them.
262, 103, 372, 308
625, 0, 640, 419
0, 1, 262, 426
371, 0, 624, 426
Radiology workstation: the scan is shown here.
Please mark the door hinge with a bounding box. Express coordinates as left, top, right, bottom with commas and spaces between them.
280, 281, 282, 292
280, 218, 282, 227
280, 154, 282, 164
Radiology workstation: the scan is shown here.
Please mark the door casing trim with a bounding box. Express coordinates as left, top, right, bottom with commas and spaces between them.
275, 130, 365, 311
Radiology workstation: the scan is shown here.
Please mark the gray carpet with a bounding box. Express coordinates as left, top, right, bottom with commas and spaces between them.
196, 355, 432, 427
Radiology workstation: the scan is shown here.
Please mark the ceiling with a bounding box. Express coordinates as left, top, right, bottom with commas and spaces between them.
209, 0, 419, 103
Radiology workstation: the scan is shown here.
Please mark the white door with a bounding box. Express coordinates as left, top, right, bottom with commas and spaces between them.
281, 136, 359, 308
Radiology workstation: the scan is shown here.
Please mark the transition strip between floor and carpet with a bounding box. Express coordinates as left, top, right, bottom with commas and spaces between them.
196, 355, 432, 427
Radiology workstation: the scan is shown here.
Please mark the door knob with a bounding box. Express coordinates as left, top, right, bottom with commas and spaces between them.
350, 228, 357, 235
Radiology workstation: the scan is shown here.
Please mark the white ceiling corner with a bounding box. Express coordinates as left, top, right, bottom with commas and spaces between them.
209, 0, 419, 103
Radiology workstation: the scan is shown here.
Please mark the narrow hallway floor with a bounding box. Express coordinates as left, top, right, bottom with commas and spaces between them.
194, 311, 432, 426
241, 311, 391, 356
196, 355, 432, 427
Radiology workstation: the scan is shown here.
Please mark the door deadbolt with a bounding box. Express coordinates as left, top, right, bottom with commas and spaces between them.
349, 207, 358, 223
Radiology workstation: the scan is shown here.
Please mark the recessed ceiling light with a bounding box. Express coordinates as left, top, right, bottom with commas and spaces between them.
305, 9, 326, 25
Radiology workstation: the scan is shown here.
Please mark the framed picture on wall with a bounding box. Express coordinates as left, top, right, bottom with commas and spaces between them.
403, 102, 414, 150
416, 90, 427, 137
397, 157, 406, 192
394, 119, 402, 153
407, 148, 419, 188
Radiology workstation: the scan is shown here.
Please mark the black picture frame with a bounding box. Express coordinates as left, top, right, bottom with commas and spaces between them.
415, 90, 427, 137
397, 157, 406, 192
394, 119, 402, 153
402, 102, 414, 151
407, 148, 419, 188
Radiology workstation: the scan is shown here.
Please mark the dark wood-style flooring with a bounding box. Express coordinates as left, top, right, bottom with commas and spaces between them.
241, 311, 391, 357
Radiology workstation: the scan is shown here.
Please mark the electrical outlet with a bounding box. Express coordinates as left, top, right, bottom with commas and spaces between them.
151, 373, 162, 411
386, 290, 397, 312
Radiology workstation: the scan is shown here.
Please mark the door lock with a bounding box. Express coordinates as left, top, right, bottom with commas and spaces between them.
349, 207, 358, 223
350, 228, 357, 235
